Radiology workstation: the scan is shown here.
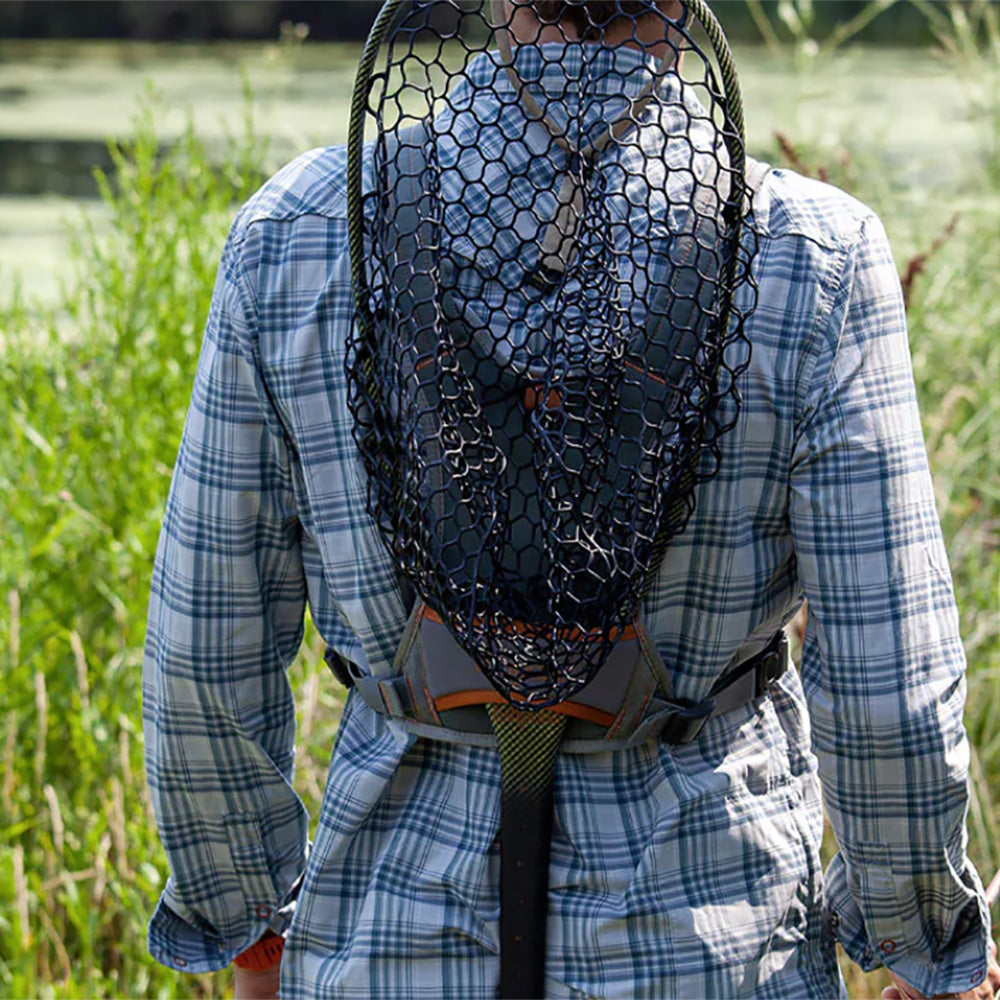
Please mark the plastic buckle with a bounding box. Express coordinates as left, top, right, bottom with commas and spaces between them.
379, 676, 413, 717
753, 632, 788, 700
353, 674, 412, 719
660, 697, 717, 746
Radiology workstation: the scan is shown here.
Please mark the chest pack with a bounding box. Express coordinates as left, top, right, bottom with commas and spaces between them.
345, 598, 787, 752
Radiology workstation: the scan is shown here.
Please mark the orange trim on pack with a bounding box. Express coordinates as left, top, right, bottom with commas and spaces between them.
422, 605, 446, 625
523, 383, 563, 410
624, 359, 668, 386
434, 689, 617, 728
434, 689, 506, 712
552, 701, 617, 727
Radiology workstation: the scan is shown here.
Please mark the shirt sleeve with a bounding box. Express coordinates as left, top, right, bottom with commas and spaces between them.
788, 214, 992, 997
142, 221, 310, 973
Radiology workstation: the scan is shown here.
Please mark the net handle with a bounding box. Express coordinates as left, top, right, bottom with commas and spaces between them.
347, 0, 406, 339
685, 0, 747, 180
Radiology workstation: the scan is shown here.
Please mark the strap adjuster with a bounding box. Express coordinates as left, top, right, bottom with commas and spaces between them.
354, 674, 413, 718
753, 632, 788, 700
660, 630, 789, 746
659, 697, 717, 746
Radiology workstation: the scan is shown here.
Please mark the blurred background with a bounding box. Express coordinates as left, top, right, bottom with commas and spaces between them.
0, 0, 979, 300
0, 2, 997, 998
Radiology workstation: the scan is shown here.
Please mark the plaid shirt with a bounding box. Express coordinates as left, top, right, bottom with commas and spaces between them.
143, 45, 991, 999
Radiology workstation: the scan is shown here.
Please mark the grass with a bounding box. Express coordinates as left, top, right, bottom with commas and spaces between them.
0, 7, 998, 997
0, 93, 318, 1000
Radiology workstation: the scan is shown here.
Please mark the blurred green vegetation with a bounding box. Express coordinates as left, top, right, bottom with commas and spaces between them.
0, 95, 278, 999
0, 2, 998, 997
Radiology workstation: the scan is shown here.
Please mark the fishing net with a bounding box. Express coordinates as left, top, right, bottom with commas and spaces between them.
346, 0, 758, 708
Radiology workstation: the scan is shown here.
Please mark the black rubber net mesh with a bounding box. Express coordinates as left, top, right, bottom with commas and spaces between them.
347, 0, 759, 707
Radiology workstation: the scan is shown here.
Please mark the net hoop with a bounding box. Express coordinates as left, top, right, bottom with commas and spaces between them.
346, 1, 759, 707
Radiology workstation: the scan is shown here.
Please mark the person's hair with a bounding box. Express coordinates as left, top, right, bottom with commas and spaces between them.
532, 1, 667, 35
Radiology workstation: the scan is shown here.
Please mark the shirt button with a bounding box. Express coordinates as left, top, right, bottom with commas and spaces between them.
173, 956, 188, 968
255, 904, 272, 919
879, 939, 897, 954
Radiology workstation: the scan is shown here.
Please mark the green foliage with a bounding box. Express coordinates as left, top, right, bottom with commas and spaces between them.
744, 0, 899, 64
915, 0, 1000, 186
0, 91, 315, 1000
739, 0, 974, 58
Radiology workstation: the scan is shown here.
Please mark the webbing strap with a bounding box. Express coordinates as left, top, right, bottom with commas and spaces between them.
348, 609, 789, 754
486, 704, 568, 1000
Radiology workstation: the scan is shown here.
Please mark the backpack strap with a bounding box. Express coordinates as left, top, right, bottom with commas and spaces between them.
351, 600, 789, 752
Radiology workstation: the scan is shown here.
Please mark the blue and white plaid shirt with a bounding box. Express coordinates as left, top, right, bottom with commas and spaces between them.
143, 45, 991, 999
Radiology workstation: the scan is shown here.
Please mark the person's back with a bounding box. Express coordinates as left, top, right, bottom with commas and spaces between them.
142, 3, 996, 998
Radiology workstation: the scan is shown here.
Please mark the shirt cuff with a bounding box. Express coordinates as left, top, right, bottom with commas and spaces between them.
824, 848, 992, 997
148, 869, 303, 974
148, 885, 242, 973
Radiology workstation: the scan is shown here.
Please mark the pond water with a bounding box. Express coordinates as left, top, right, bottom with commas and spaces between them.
0, 39, 986, 303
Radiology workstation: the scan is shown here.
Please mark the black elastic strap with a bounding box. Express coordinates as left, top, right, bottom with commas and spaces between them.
486, 704, 568, 1000
324, 648, 357, 689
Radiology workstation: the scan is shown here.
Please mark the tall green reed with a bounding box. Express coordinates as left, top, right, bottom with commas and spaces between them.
744, 0, 899, 66
0, 90, 279, 999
